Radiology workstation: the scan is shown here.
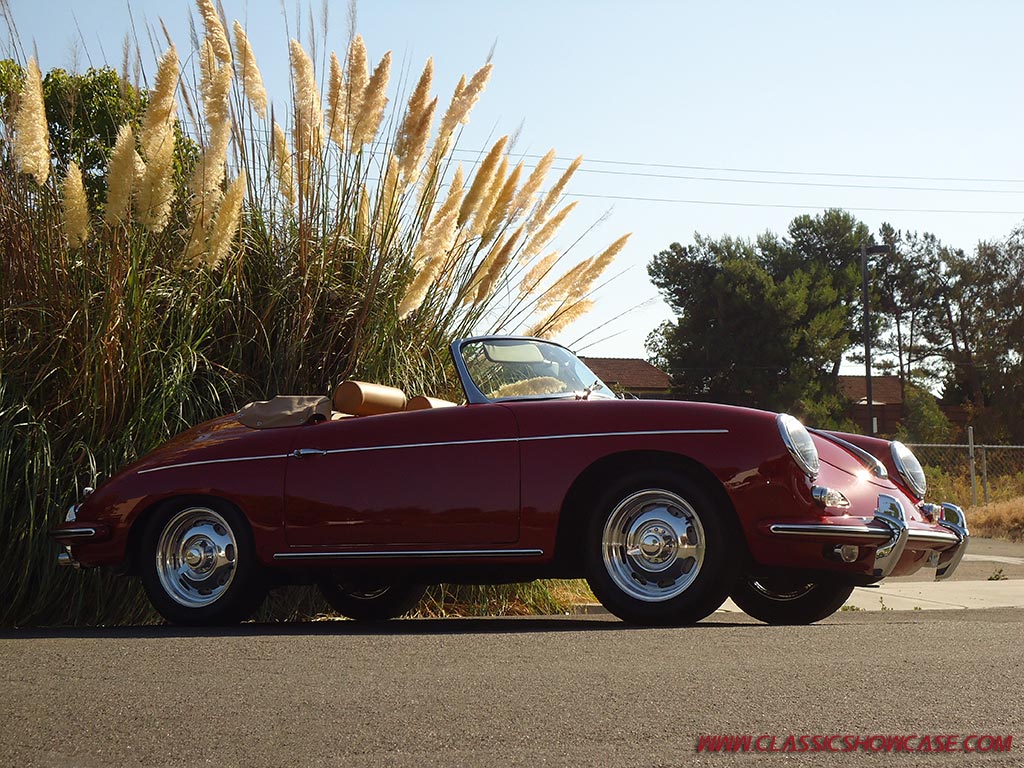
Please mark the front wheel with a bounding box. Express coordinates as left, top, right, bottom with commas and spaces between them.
139, 501, 266, 626
584, 471, 737, 626
730, 575, 854, 625
318, 581, 426, 621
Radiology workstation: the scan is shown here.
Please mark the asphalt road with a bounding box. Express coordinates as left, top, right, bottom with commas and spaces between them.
2, 609, 1022, 768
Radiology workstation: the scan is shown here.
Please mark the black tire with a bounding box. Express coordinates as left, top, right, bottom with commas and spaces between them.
139, 499, 266, 626
318, 581, 426, 621
731, 574, 854, 625
584, 470, 738, 626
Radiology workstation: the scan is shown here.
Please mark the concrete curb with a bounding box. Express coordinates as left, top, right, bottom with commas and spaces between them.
573, 579, 1024, 616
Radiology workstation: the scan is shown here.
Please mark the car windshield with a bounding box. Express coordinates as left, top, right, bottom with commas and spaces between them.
457, 338, 613, 402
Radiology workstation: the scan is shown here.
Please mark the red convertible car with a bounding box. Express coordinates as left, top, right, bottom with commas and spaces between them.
51, 336, 968, 626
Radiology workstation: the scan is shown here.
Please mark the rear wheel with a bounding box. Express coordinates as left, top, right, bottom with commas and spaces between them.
139, 500, 266, 626
318, 581, 426, 621
584, 471, 737, 626
731, 574, 853, 625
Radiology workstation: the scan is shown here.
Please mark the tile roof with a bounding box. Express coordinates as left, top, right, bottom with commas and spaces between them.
581, 357, 671, 391
838, 375, 903, 405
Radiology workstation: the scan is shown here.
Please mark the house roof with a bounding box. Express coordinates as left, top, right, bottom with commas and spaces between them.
580, 357, 671, 391
838, 375, 903, 405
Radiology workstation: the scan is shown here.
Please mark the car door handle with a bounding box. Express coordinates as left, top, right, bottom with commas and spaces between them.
291, 448, 327, 458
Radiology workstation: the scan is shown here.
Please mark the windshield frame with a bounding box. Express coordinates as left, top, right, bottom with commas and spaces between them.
450, 336, 613, 405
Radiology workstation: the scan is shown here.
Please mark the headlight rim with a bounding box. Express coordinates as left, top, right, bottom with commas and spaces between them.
777, 413, 820, 479
890, 440, 927, 499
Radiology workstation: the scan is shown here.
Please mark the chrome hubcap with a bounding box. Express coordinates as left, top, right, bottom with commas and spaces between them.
602, 489, 706, 602
156, 508, 238, 608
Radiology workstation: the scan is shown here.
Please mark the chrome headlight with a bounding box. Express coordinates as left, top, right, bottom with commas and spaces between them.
777, 413, 819, 479
891, 440, 927, 498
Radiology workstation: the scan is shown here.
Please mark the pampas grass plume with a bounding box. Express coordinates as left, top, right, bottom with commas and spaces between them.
530, 154, 582, 231
352, 51, 391, 147
61, 162, 89, 246
272, 121, 295, 205
528, 298, 593, 338
105, 124, 140, 225
582, 233, 631, 285
519, 250, 560, 298
475, 225, 522, 302
137, 123, 176, 231
520, 201, 577, 263
394, 58, 434, 180
513, 148, 555, 215
458, 136, 507, 228
326, 51, 346, 146
233, 22, 267, 118
346, 35, 369, 127
141, 45, 179, 155
12, 57, 51, 185
206, 171, 246, 268
196, 0, 232, 65
471, 155, 508, 238
481, 160, 523, 243
289, 39, 324, 157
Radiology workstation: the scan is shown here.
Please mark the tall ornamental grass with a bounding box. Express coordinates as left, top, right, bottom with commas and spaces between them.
0, 0, 629, 626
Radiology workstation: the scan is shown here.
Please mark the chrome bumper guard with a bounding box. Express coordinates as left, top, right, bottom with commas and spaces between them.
934, 502, 969, 581
871, 494, 908, 579
767, 495, 969, 580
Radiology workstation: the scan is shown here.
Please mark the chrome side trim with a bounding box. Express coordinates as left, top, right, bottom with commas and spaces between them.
320, 429, 728, 457
51, 527, 98, 539
138, 453, 291, 475
521, 429, 729, 442
768, 523, 890, 541
273, 548, 544, 561
137, 430, 728, 474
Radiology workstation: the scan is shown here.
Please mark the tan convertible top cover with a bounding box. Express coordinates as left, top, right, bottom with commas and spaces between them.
238, 395, 333, 429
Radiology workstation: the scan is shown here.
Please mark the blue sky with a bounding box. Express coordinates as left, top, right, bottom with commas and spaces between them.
8, 1, 1024, 361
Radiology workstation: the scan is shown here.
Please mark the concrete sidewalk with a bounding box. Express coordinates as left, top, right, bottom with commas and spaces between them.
715, 579, 1024, 614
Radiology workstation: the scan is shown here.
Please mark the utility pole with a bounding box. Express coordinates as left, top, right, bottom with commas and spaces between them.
861, 243, 891, 435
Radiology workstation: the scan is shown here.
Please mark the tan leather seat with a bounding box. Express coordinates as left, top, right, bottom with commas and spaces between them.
406, 395, 457, 411
333, 381, 408, 416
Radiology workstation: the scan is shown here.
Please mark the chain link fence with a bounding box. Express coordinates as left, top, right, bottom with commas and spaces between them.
909, 428, 1024, 507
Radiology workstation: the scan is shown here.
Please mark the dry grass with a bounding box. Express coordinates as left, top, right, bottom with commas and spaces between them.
967, 496, 1024, 541
417, 579, 596, 618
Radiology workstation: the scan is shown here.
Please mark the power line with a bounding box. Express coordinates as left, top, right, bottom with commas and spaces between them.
568, 168, 1024, 195
564, 192, 1024, 216
448, 148, 1024, 185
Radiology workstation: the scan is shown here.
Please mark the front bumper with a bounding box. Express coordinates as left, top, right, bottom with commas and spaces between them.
50, 523, 109, 569
767, 497, 969, 581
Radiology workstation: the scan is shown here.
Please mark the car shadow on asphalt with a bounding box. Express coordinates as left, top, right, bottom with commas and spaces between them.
0, 614, 760, 639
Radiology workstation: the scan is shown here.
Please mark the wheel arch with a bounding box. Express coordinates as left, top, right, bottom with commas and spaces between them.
554, 450, 750, 574
125, 493, 249, 574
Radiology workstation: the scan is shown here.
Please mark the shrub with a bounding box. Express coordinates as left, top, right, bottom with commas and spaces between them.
0, 1, 627, 625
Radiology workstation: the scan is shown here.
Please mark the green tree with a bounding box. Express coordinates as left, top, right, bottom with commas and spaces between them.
897, 384, 956, 443
647, 210, 873, 427
925, 232, 1024, 441
874, 225, 946, 393
0, 61, 147, 200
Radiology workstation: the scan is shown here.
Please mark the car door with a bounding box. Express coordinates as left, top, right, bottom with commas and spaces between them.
282, 404, 520, 548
